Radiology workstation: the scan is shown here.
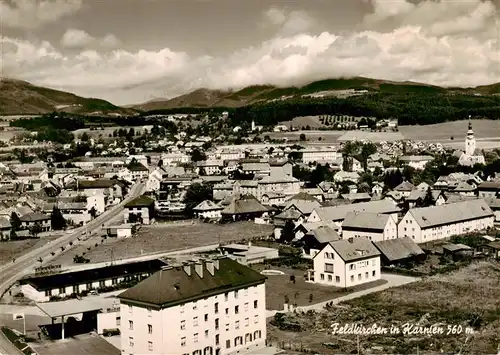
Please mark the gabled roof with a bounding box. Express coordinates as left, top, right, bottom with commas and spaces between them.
341, 193, 372, 201
320, 237, 380, 262
394, 181, 415, 192
406, 189, 426, 202
118, 258, 266, 308
478, 181, 500, 190
454, 181, 475, 192
311, 199, 400, 222
125, 195, 155, 208
20, 212, 50, 222
408, 199, 493, 229
283, 194, 322, 215
373, 237, 424, 262
193, 200, 223, 211
342, 212, 391, 231
221, 195, 269, 215
274, 208, 303, 220
304, 225, 340, 243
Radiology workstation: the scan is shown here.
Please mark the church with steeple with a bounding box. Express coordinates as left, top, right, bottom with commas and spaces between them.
457, 119, 485, 166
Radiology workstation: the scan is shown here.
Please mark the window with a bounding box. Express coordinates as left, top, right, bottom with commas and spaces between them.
372, 270, 376, 277
181, 337, 186, 347
193, 333, 198, 343
328, 274, 332, 282
350, 275, 354, 282
324, 263, 334, 273
320, 273, 325, 280
349, 264, 355, 270
214, 302, 219, 314
225, 323, 229, 331
254, 315, 259, 324
254, 300, 258, 309
129, 337, 134, 347
215, 334, 220, 346
224, 292, 229, 301
235, 320, 240, 329
116, 316, 120, 326
204, 314, 208, 322
234, 290, 239, 299
235, 305, 239, 314
129, 320, 133, 330
205, 330, 209, 338
148, 324, 152, 334
215, 318, 219, 330
226, 340, 231, 349
193, 316, 198, 326
335, 276, 340, 283
180, 320, 186, 330
147, 341, 153, 351
193, 301, 198, 310
245, 317, 249, 327
358, 273, 361, 280
244, 302, 248, 312
365, 272, 369, 279
225, 307, 229, 315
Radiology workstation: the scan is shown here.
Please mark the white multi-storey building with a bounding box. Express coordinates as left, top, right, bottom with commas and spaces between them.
398, 199, 494, 243
341, 212, 398, 242
308, 237, 381, 288
118, 257, 267, 355
301, 147, 342, 164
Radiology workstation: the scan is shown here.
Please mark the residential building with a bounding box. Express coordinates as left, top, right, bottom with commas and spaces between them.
478, 181, 500, 199
393, 181, 415, 198
398, 199, 494, 243
341, 212, 398, 242
19, 212, 51, 232
301, 147, 342, 164
193, 200, 224, 219
124, 195, 155, 224
301, 225, 340, 258
118, 257, 267, 355
400, 155, 434, 170
197, 160, 224, 176
308, 237, 381, 288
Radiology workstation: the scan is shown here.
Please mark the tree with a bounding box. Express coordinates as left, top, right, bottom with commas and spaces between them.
190, 149, 207, 162
423, 187, 434, 207
10, 212, 21, 231
89, 206, 98, 219
51, 206, 66, 230
80, 132, 90, 142
299, 133, 306, 141
280, 220, 295, 243
184, 183, 213, 216
29, 223, 43, 238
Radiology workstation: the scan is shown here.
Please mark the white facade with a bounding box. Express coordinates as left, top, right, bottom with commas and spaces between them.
398, 210, 494, 244
196, 209, 223, 219
311, 243, 380, 288
342, 216, 398, 242
302, 147, 342, 164
162, 152, 190, 166
120, 284, 266, 355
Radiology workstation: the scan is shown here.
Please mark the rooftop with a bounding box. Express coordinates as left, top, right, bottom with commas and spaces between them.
373, 237, 424, 262
326, 237, 381, 262
118, 257, 266, 309
125, 195, 155, 208
342, 212, 392, 231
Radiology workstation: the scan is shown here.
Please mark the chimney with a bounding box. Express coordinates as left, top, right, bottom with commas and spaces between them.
206, 260, 215, 276
195, 261, 204, 278
183, 263, 192, 276
348, 237, 354, 244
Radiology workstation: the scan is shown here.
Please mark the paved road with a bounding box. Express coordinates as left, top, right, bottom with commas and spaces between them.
266, 273, 420, 318
0, 182, 145, 299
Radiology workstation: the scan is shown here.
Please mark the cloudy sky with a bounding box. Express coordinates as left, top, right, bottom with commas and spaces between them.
1, 0, 499, 105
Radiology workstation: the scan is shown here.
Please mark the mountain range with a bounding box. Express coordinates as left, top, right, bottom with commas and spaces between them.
1, 77, 499, 115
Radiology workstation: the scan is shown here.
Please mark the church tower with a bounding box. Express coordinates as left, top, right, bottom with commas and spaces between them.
465, 118, 475, 156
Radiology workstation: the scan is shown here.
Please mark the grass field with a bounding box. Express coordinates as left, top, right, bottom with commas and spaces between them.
251, 265, 386, 311
400, 119, 500, 141
268, 262, 500, 354
48, 222, 274, 265
268, 130, 344, 144
0, 235, 61, 265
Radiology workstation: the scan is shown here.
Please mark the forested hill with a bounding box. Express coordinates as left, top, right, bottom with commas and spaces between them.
143, 91, 500, 126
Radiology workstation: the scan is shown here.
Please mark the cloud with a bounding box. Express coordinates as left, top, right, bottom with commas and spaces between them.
0, 0, 82, 29
2, 0, 500, 105
262, 7, 314, 35
60, 29, 121, 49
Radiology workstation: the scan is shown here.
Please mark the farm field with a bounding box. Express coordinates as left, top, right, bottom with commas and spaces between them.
0, 235, 61, 265
399, 119, 500, 141
267, 130, 344, 144
48, 222, 274, 265
268, 262, 500, 354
